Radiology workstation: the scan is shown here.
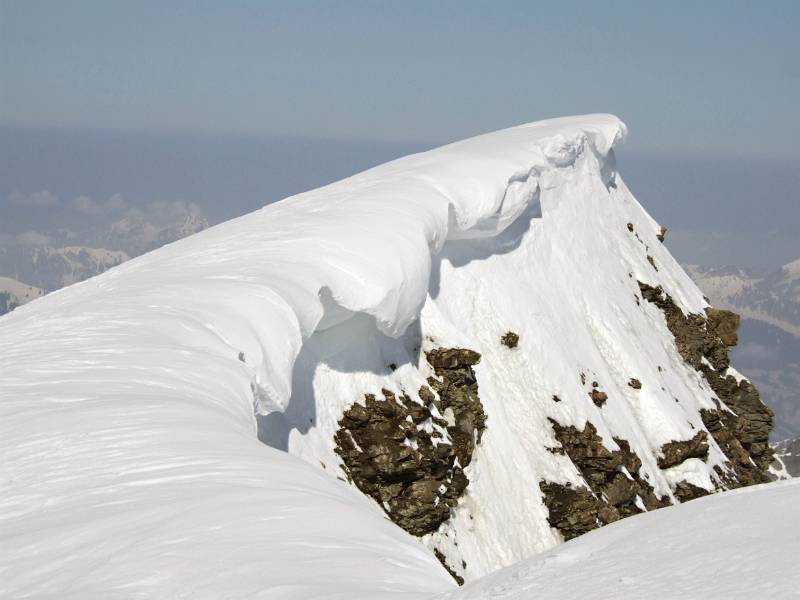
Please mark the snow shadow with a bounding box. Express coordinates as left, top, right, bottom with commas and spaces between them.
429, 192, 542, 298
257, 311, 423, 452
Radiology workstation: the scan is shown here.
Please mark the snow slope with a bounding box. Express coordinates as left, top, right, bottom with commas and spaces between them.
444, 479, 800, 600
0, 114, 771, 596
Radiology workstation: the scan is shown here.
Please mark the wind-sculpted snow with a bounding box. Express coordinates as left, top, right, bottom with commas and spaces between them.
444, 479, 800, 600
1, 114, 771, 597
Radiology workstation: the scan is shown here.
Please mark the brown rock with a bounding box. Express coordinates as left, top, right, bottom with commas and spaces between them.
657, 431, 709, 469
706, 308, 739, 347
673, 481, 710, 502
335, 348, 486, 538
501, 331, 519, 348
638, 280, 774, 485
590, 389, 608, 407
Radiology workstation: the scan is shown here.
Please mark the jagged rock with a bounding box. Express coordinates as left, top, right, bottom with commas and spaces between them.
501, 331, 519, 348
673, 481, 710, 502
542, 419, 670, 540
426, 348, 481, 370
638, 281, 774, 485
539, 482, 603, 540
590, 389, 608, 407
657, 225, 667, 242
647, 255, 658, 270
434, 548, 464, 586
628, 378, 642, 389
426, 348, 487, 466
706, 308, 739, 347
334, 348, 486, 538
627, 222, 635, 232
705, 376, 773, 473
657, 431, 709, 469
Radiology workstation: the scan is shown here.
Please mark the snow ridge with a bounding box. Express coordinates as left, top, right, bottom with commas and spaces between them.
1, 114, 739, 597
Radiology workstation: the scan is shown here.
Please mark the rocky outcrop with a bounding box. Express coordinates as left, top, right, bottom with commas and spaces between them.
673, 481, 710, 502
657, 431, 709, 469
425, 348, 487, 466
638, 282, 774, 485
540, 420, 670, 540
539, 482, 605, 540
590, 389, 608, 407
501, 331, 519, 348
334, 348, 485, 538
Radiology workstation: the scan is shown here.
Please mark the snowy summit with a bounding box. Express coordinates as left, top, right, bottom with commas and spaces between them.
0, 115, 794, 599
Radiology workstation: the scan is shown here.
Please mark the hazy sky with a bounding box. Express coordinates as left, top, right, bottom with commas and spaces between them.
1, 1, 799, 269
3, 1, 799, 157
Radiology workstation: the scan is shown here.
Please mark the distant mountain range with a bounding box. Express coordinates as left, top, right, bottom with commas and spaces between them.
0, 214, 208, 316
773, 437, 800, 477
0, 276, 44, 314
687, 260, 800, 441
0, 246, 130, 293
686, 260, 800, 337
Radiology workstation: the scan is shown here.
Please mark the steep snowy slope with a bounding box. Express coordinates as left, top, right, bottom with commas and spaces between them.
445, 479, 800, 599
0, 115, 774, 595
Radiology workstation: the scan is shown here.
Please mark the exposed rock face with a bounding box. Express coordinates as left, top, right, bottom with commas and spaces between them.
540, 420, 670, 540
638, 281, 774, 485
334, 348, 486, 538
674, 481, 710, 502
433, 548, 464, 586
707, 308, 739, 347
657, 431, 709, 469
539, 482, 604, 540
425, 348, 487, 465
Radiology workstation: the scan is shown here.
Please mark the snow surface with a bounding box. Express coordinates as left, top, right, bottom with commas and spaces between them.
444, 479, 800, 600
1, 114, 778, 597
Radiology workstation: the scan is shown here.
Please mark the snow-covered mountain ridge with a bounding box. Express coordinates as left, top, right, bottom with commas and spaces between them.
0, 114, 777, 596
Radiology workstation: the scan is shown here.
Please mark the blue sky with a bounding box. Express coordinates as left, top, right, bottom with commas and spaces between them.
2, 1, 799, 157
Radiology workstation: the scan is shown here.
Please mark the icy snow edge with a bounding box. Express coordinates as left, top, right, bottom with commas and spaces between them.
243, 114, 624, 409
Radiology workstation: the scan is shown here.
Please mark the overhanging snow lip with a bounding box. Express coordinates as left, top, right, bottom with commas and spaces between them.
0, 115, 628, 416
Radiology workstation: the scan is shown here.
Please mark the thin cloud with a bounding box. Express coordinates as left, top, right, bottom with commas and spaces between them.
15, 231, 53, 246
72, 193, 129, 217
7, 190, 59, 207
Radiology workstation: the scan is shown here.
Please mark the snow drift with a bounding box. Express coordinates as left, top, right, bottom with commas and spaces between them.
0, 114, 777, 597
445, 478, 800, 600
